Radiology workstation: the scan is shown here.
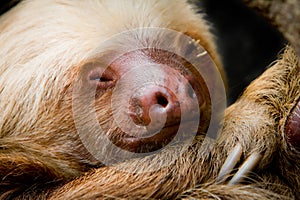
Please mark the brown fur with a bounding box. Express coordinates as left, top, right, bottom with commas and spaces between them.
0, 0, 299, 199
45, 47, 299, 200
0, 0, 220, 199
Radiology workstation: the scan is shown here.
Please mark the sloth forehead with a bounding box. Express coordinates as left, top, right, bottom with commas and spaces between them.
4, 0, 205, 36
0, 0, 211, 72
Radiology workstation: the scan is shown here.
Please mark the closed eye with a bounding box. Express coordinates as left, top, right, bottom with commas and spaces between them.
88, 67, 117, 90
90, 76, 113, 82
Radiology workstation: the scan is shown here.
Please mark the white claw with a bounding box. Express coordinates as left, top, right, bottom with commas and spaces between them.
217, 143, 243, 182
228, 152, 262, 185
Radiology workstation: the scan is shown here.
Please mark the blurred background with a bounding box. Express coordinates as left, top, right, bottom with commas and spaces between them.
195, 0, 286, 104
0, 0, 286, 105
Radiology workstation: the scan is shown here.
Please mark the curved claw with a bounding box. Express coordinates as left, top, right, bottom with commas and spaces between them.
217, 143, 243, 182
228, 152, 262, 185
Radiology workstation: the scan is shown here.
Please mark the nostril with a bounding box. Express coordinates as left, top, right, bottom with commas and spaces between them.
156, 93, 169, 108
128, 88, 171, 127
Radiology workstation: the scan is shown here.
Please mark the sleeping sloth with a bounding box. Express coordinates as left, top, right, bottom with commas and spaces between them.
0, 0, 299, 199
0, 0, 225, 198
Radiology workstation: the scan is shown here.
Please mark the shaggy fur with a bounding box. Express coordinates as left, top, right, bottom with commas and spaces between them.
0, 0, 221, 199
0, 0, 299, 199
44, 46, 300, 200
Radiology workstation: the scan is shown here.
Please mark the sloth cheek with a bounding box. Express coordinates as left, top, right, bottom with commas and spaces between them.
285, 100, 300, 150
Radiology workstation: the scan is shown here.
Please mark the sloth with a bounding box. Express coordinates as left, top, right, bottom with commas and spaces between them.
0, 0, 299, 199
0, 0, 224, 198
46, 48, 300, 200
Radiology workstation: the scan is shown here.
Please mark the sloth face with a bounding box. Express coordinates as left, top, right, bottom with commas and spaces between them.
0, 0, 225, 168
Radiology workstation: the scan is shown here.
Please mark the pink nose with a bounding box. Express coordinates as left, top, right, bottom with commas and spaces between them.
129, 85, 180, 128
106, 48, 209, 153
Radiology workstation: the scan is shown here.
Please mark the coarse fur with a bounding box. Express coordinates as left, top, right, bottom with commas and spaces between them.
46, 46, 300, 200
0, 0, 221, 198
0, 0, 299, 199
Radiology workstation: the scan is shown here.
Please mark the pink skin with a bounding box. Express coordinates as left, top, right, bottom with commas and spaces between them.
88, 49, 208, 153
286, 100, 300, 149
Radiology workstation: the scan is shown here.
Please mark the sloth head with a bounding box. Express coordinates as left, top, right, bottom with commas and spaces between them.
0, 0, 225, 166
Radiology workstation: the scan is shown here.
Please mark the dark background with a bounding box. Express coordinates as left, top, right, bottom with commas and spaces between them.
0, 0, 19, 15
196, 0, 286, 104
0, 0, 286, 105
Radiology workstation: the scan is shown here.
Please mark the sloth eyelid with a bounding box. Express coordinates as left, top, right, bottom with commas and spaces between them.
90, 76, 113, 82
88, 66, 116, 81
88, 67, 117, 91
